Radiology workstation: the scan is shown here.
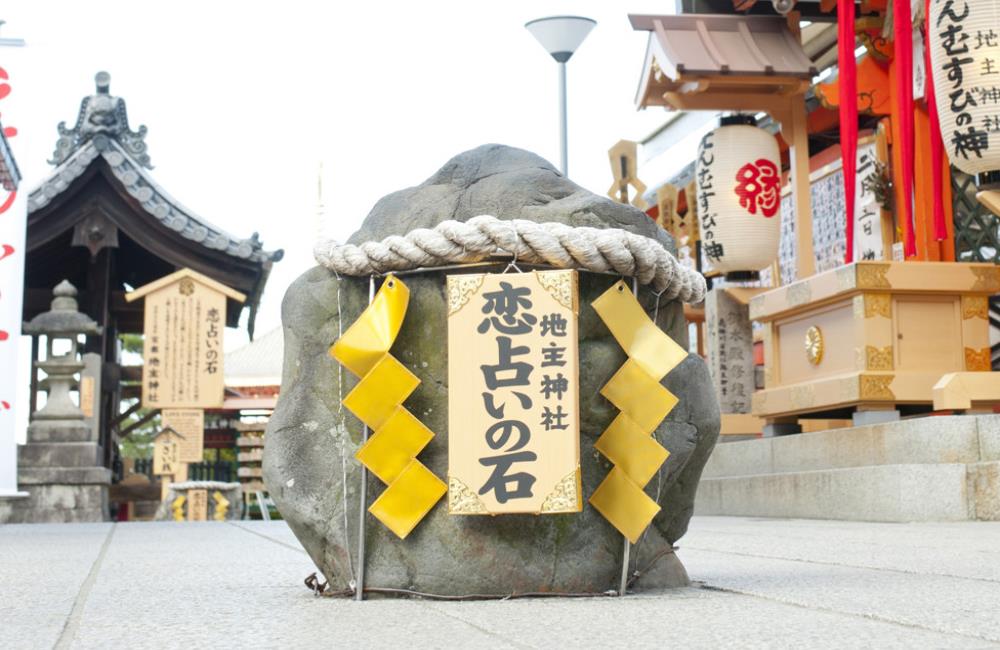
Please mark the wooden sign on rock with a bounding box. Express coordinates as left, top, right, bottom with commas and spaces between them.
446, 270, 582, 515
187, 489, 208, 521
125, 269, 244, 409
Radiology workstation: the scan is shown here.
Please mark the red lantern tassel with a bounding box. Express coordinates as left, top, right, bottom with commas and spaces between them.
894, 0, 917, 257
924, 0, 948, 241
839, 0, 858, 263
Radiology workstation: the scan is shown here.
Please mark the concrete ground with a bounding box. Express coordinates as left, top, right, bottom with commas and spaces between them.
3, 517, 999, 649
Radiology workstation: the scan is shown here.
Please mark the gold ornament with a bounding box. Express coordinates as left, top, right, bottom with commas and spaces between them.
965, 347, 992, 372
865, 345, 894, 371
805, 326, 824, 365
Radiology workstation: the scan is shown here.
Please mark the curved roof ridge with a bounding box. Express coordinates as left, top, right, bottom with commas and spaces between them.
27, 134, 283, 264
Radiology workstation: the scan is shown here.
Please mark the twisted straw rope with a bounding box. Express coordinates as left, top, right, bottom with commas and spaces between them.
314, 215, 706, 304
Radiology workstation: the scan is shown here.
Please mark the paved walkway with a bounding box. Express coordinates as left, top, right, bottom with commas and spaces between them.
3, 516, 999, 649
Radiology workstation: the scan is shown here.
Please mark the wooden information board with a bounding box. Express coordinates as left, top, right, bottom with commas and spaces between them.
161, 409, 205, 463
187, 489, 208, 521
446, 270, 582, 515
125, 269, 244, 409
152, 428, 184, 476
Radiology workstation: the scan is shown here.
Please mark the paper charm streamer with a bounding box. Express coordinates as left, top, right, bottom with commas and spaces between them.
212, 491, 230, 521
171, 495, 186, 522
589, 281, 687, 543
330, 274, 446, 539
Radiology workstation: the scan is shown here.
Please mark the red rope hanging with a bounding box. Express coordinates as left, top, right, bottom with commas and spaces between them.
840, 0, 858, 263
924, 0, 948, 241
894, 0, 917, 256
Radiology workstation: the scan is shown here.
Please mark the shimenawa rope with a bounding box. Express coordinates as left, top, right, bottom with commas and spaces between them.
314, 215, 706, 304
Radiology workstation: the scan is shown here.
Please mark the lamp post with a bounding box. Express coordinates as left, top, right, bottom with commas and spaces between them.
525, 15, 596, 177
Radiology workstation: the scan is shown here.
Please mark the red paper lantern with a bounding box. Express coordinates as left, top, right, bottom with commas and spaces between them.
695, 116, 782, 276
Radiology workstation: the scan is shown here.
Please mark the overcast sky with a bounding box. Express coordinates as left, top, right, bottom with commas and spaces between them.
5, 1, 689, 349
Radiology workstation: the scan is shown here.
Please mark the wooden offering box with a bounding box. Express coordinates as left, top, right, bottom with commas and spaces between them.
749, 262, 999, 420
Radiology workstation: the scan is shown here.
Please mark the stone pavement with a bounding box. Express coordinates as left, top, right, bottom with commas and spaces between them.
2, 516, 999, 649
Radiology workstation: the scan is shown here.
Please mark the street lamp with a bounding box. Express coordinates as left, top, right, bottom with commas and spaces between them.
525, 15, 596, 177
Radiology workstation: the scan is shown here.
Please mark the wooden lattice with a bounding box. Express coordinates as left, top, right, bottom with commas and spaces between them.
951, 167, 1000, 370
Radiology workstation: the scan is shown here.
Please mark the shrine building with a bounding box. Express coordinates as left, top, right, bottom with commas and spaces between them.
5, 72, 281, 522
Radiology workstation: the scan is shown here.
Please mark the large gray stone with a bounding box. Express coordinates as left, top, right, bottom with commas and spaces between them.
264, 145, 719, 596
347, 144, 676, 252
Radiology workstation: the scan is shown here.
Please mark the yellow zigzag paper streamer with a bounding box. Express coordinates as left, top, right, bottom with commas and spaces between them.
330, 274, 446, 539
589, 280, 687, 543
171, 495, 186, 522
212, 491, 229, 521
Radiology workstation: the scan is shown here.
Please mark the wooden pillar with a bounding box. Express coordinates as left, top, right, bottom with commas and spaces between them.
85, 249, 111, 355
789, 96, 815, 278
913, 105, 957, 262
913, 106, 936, 260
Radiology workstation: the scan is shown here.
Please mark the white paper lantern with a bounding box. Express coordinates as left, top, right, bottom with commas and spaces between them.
695, 118, 782, 275
928, 0, 1000, 184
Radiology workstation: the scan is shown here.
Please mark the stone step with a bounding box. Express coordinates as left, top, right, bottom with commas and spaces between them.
18, 442, 102, 468
2, 506, 107, 524
18, 466, 111, 485
26, 422, 93, 443
695, 461, 1000, 522
705, 414, 1000, 479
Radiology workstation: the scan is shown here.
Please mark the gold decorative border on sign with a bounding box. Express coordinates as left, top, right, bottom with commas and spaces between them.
866, 345, 894, 371
961, 295, 988, 320
447, 476, 488, 514
540, 468, 582, 513
860, 374, 895, 400
864, 293, 891, 319
965, 347, 992, 371
971, 266, 1000, 293
857, 263, 891, 289
787, 282, 812, 307
446, 274, 485, 315
534, 270, 578, 313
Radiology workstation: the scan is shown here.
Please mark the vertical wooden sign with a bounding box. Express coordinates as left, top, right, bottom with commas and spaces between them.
161, 408, 205, 463
853, 140, 886, 261
125, 269, 245, 410
187, 489, 208, 521
152, 428, 184, 476
79, 376, 95, 419
446, 270, 582, 515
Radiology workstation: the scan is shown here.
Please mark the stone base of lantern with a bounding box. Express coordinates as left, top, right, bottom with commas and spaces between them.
0, 422, 110, 524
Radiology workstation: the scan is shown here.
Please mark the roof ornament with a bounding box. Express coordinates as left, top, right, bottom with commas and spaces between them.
48, 71, 152, 169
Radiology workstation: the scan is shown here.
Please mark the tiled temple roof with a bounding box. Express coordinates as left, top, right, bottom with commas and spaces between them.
28, 72, 282, 265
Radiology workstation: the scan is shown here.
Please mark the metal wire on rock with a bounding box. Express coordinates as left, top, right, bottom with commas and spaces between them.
314, 215, 707, 304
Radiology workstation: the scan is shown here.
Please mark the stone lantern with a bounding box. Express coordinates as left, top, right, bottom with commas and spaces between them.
23, 280, 102, 428
10, 280, 110, 523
